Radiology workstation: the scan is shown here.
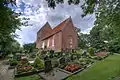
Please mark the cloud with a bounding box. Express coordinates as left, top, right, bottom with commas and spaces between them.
14, 0, 95, 45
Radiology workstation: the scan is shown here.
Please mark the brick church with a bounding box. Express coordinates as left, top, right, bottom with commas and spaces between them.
36, 17, 78, 51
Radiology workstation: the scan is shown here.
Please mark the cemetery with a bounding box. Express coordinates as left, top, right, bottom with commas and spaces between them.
5, 48, 109, 80
1, 0, 120, 80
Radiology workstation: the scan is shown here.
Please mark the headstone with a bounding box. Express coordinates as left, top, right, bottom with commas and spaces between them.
44, 55, 49, 61
82, 50, 87, 57
41, 50, 47, 58
72, 49, 75, 53
49, 50, 54, 58
44, 60, 52, 73
66, 57, 71, 62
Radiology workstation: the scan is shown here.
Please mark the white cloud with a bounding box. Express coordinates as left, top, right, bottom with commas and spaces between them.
81, 27, 92, 34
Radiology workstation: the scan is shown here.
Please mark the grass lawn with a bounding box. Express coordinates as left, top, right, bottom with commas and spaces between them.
15, 75, 40, 80
67, 54, 120, 80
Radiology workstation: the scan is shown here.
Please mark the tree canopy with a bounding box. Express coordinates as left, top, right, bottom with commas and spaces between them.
0, 0, 21, 55
23, 43, 36, 53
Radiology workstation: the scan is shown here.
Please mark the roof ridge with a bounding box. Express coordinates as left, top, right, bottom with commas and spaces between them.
41, 17, 72, 40
37, 22, 51, 34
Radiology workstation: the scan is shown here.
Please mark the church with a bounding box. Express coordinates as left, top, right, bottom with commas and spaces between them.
36, 17, 78, 51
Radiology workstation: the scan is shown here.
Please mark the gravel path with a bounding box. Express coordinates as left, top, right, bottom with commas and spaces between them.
0, 60, 14, 80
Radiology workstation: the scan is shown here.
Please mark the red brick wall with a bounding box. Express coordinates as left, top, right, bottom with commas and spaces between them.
62, 19, 78, 50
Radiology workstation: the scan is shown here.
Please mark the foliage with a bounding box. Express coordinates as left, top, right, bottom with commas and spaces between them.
23, 43, 36, 53
108, 38, 120, 53
33, 56, 44, 69
0, 0, 21, 56
67, 54, 120, 80
59, 63, 67, 69
76, 28, 90, 49
17, 58, 33, 73
20, 58, 28, 65
9, 59, 18, 66
88, 47, 96, 56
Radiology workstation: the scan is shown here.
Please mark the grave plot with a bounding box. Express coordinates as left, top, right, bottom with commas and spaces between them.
57, 54, 94, 74
39, 68, 71, 80
39, 59, 71, 80
14, 57, 44, 77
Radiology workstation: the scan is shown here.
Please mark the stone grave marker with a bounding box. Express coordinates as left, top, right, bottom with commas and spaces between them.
49, 50, 54, 58
82, 50, 87, 57
66, 57, 71, 62
44, 60, 52, 73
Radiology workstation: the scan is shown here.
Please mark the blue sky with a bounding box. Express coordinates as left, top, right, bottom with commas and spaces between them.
13, 0, 95, 45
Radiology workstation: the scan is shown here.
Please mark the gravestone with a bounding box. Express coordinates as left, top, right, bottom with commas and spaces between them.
82, 50, 87, 57
66, 57, 71, 62
49, 50, 54, 58
59, 57, 65, 64
44, 60, 52, 73
44, 55, 49, 61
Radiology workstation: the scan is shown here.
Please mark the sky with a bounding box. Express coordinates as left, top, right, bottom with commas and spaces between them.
12, 0, 95, 45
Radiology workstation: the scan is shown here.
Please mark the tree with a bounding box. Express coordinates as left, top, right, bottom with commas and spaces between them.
0, 0, 21, 55
23, 43, 36, 53
76, 28, 90, 49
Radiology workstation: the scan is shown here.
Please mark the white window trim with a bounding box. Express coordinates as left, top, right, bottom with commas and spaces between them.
52, 36, 55, 47
42, 41, 45, 49
47, 39, 50, 48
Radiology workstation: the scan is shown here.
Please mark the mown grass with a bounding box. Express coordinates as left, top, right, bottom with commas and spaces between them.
67, 54, 120, 80
15, 75, 40, 80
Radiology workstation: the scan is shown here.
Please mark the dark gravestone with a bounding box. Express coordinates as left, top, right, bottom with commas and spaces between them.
59, 57, 65, 64
44, 55, 49, 61
44, 60, 52, 73
82, 50, 87, 57
66, 57, 71, 62
41, 50, 47, 59
50, 50, 54, 58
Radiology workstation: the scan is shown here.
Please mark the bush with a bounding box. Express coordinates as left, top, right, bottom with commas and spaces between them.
88, 47, 96, 56
9, 59, 18, 66
33, 56, 44, 69
20, 58, 28, 65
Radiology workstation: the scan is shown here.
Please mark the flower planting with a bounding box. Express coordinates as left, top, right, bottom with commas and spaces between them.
16, 58, 33, 73
64, 64, 81, 72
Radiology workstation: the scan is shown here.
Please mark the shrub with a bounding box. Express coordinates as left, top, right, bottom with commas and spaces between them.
9, 59, 18, 66
33, 56, 44, 69
88, 47, 96, 56
59, 63, 67, 69
20, 58, 28, 65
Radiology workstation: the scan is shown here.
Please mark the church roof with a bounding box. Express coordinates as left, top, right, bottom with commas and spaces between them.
39, 17, 72, 40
